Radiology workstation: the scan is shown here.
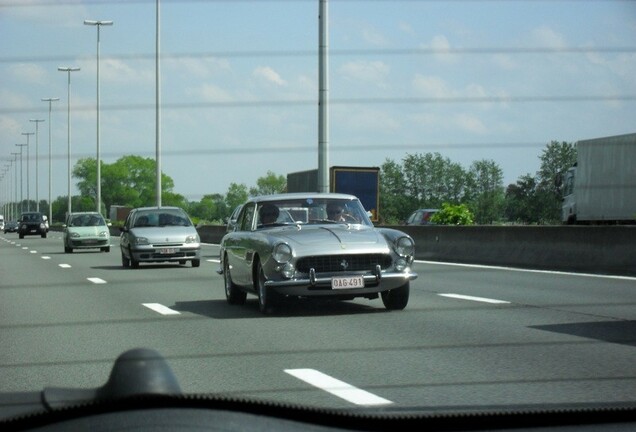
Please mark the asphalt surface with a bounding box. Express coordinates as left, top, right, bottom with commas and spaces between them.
1, 232, 635, 412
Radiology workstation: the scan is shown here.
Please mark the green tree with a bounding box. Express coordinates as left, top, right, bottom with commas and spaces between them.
535, 140, 577, 223
224, 182, 249, 214
379, 158, 410, 224
467, 159, 505, 224
402, 152, 469, 209
249, 170, 287, 196
504, 174, 541, 224
189, 193, 227, 222
73, 155, 179, 214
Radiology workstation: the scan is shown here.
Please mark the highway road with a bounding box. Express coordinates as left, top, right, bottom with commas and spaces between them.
1, 232, 635, 413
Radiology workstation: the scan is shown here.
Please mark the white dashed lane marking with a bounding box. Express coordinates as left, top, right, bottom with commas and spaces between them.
285, 369, 393, 406
87, 278, 107, 284
142, 303, 180, 315
438, 293, 510, 304
59, 264, 71, 268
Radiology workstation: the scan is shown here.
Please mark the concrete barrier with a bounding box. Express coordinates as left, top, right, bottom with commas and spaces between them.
396, 225, 636, 276
198, 225, 636, 276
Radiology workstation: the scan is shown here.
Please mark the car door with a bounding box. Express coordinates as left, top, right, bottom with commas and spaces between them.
224, 203, 256, 287
119, 210, 135, 255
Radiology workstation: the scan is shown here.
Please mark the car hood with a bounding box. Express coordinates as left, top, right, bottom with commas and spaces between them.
128, 226, 198, 243
269, 224, 390, 254
68, 226, 109, 236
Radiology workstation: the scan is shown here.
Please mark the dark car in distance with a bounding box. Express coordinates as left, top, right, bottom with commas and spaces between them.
18, 212, 48, 239
3, 221, 18, 234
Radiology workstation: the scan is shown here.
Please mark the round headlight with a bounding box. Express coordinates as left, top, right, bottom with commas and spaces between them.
272, 243, 293, 263
395, 236, 415, 257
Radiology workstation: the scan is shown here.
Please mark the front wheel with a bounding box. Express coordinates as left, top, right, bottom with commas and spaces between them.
191, 259, 201, 268
256, 261, 277, 314
121, 250, 130, 268
381, 282, 410, 310
224, 258, 246, 305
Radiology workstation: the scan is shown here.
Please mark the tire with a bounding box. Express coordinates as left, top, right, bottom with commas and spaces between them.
102, 246, 110, 253
130, 254, 139, 269
121, 250, 130, 268
191, 259, 200, 268
256, 260, 277, 314
19, 233, 24, 239
224, 257, 246, 305
381, 282, 410, 310
41, 232, 47, 238
65, 246, 73, 253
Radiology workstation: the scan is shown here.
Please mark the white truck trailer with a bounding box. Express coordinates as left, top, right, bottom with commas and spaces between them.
561, 133, 636, 224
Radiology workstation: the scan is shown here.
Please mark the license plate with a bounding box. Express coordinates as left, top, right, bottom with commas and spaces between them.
158, 248, 176, 254
331, 276, 365, 290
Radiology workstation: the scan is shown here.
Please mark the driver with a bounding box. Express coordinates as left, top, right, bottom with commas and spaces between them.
326, 202, 346, 222
259, 204, 279, 225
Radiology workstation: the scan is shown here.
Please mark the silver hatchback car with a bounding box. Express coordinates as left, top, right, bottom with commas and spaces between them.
119, 206, 201, 268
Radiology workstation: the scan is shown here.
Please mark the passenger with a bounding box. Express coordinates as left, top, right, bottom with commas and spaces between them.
259, 204, 279, 225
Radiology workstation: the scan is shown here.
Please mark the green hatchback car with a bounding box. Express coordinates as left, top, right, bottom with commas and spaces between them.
63, 212, 111, 253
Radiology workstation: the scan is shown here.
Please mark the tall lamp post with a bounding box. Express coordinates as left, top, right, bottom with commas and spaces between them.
11, 152, 19, 218
15, 143, 26, 213
84, 19, 113, 216
42, 97, 59, 223
29, 119, 45, 212
21, 132, 34, 211
58, 66, 80, 216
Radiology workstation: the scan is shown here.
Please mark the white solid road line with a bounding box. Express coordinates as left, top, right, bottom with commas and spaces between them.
285, 368, 393, 406
418, 260, 636, 281
438, 293, 510, 304
142, 303, 181, 315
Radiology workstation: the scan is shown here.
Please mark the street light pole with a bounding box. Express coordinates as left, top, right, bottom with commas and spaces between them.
155, 0, 162, 208
21, 132, 34, 211
84, 19, 113, 216
58, 66, 80, 216
15, 143, 26, 213
11, 152, 19, 218
42, 97, 59, 223
29, 119, 45, 212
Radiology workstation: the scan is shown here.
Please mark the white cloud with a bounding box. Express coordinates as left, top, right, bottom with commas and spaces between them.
421, 35, 458, 63
166, 58, 231, 78
411, 74, 452, 98
531, 26, 567, 49
9, 63, 47, 84
339, 60, 390, 87
253, 66, 286, 86
77, 58, 154, 84
362, 26, 388, 47
197, 83, 234, 103
398, 21, 415, 36
337, 106, 400, 132
5, 0, 89, 28
454, 114, 488, 134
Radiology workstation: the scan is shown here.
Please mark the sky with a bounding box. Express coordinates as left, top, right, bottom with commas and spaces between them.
1, 0, 635, 204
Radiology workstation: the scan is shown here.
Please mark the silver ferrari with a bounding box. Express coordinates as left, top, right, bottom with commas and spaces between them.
219, 193, 418, 314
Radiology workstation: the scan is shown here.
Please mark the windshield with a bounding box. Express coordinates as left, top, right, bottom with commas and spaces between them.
256, 198, 372, 228
132, 209, 192, 228
1, 0, 635, 426
68, 214, 106, 227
